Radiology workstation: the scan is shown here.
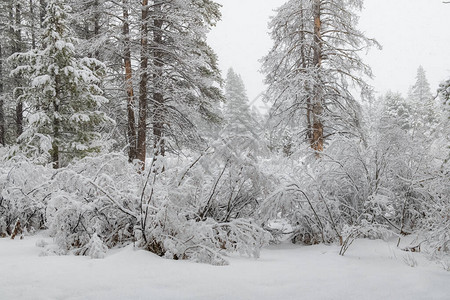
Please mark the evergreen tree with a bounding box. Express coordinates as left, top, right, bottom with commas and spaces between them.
224, 68, 252, 135
222, 68, 261, 156
147, 0, 223, 158
0, 1, 26, 144
382, 91, 412, 131
408, 66, 439, 133
262, 0, 378, 155
11, 0, 112, 168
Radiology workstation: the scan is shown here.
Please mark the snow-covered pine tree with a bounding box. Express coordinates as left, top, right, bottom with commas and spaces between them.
11, 0, 112, 168
262, 0, 378, 155
408, 66, 439, 134
0, 1, 26, 142
147, 0, 223, 158
0, 0, 38, 145
223, 68, 255, 141
65, 0, 140, 161
382, 91, 412, 131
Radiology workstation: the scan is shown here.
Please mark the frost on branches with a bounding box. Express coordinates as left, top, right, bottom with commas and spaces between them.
0, 150, 270, 264
10, 0, 112, 168
262, 0, 378, 154
0, 0, 449, 271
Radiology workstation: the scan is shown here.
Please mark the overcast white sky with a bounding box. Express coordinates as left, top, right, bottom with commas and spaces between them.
207, 0, 450, 105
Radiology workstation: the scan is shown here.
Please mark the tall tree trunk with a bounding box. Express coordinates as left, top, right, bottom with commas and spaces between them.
122, 0, 137, 162
93, 0, 100, 59
13, 3, 23, 139
52, 77, 60, 169
152, 1, 165, 157
30, 0, 36, 49
0, 44, 4, 146
52, 99, 60, 169
39, 0, 46, 27
311, 0, 323, 155
299, 2, 312, 143
136, 0, 149, 167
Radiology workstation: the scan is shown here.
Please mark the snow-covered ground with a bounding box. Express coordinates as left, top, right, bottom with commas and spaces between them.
1, 233, 449, 300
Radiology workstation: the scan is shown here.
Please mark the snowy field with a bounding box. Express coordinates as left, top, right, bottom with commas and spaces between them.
1, 233, 449, 300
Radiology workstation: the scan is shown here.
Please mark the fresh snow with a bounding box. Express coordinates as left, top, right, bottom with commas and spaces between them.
1, 233, 448, 300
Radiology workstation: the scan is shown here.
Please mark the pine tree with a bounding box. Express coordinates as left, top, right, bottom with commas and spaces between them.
382, 91, 412, 131
11, 0, 112, 168
222, 68, 261, 156
408, 66, 439, 133
262, 0, 378, 155
224, 68, 253, 135
147, 0, 223, 158
67, 0, 141, 161
0, 1, 27, 144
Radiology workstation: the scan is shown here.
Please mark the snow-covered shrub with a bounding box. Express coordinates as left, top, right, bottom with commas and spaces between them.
45, 153, 140, 253
259, 136, 398, 247
132, 148, 271, 264
419, 167, 450, 264
0, 151, 51, 236
260, 152, 341, 245
39, 150, 269, 264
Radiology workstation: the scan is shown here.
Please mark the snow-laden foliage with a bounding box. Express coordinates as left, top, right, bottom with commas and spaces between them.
0, 148, 269, 265
0, 0, 448, 273
0, 150, 50, 236
259, 137, 397, 247
262, 0, 378, 152
407, 66, 441, 135
260, 96, 448, 256
9, 0, 113, 168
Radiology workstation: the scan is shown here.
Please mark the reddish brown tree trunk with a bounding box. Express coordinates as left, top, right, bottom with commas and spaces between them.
136, 0, 149, 167
122, 0, 137, 162
299, 2, 313, 143
311, 0, 324, 156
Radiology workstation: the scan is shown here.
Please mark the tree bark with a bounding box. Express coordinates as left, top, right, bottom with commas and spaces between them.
136, 0, 149, 167
30, 0, 36, 49
39, 0, 46, 27
93, 0, 100, 59
0, 44, 4, 146
52, 99, 60, 169
152, 1, 165, 157
122, 0, 137, 162
14, 3, 23, 139
52, 77, 60, 169
311, 0, 324, 155
299, 2, 312, 143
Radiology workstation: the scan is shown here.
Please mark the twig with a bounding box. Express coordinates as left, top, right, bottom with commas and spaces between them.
88, 181, 136, 218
